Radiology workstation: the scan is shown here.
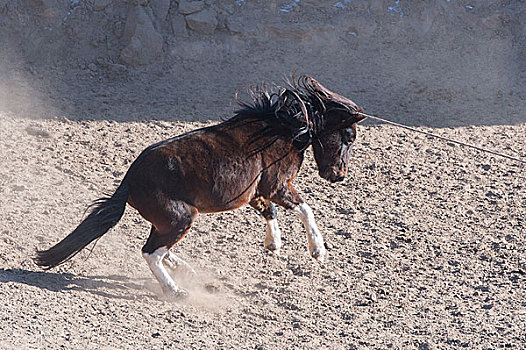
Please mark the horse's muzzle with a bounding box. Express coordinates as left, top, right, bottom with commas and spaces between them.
328, 173, 345, 183
320, 167, 346, 183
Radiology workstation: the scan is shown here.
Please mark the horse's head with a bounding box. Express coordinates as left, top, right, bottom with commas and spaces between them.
298, 76, 365, 183
235, 75, 364, 183
313, 124, 358, 182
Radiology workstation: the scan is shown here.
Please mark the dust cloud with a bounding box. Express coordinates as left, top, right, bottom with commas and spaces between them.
0, 48, 55, 119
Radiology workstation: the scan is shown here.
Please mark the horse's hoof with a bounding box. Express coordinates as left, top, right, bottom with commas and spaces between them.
310, 247, 326, 263
264, 241, 282, 253
266, 247, 281, 256
163, 288, 189, 300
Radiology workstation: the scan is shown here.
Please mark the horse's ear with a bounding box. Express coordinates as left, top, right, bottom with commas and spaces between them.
301, 76, 361, 113
354, 112, 368, 124
341, 111, 367, 128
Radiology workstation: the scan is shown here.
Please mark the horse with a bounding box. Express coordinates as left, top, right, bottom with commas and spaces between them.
34, 75, 365, 298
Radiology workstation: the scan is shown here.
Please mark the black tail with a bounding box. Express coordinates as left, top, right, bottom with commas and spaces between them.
34, 181, 130, 269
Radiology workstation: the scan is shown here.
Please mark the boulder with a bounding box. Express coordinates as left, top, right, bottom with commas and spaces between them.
150, 0, 170, 21
171, 14, 188, 37
185, 8, 217, 35
120, 5, 164, 66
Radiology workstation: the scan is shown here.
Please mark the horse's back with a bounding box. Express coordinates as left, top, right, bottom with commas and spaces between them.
125, 124, 263, 214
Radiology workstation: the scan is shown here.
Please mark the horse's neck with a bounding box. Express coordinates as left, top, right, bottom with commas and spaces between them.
220, 115, 304, 165
258, 136, 304, 178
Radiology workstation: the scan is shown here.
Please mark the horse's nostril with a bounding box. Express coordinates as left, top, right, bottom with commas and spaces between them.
329, 172, 345, 183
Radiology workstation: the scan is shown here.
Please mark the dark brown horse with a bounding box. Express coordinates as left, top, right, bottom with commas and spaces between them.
34, 76, 364, 297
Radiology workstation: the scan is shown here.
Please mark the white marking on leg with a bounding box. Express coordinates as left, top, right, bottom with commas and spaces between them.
142, 247, 187, 297
264, 218, 282, 253
293, 202, 326, 262
163, 250, 196, 275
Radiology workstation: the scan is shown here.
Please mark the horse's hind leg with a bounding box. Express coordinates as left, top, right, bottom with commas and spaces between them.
141, 200, 198, 298
249, 197, 282, 253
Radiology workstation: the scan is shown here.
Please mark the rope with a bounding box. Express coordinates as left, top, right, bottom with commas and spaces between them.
356, 112, 526, 165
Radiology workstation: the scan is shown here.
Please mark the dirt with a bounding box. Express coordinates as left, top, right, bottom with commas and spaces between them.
0, 0, 525, 349
1, 116, 525, 349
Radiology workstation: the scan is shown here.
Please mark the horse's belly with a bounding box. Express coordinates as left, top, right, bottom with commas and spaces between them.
189, 172, 260, 213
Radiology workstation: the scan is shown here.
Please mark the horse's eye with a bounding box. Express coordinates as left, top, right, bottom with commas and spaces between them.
341, 128, 355, 144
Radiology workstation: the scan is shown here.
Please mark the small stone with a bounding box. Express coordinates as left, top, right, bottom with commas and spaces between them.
106, 63, 128, 78
418, 343, 430, 350
93, 0, 111, 11
485, 191, 499, 198
12, 185, 26, 192
26, 126, 50, 138
95, 57, 109, 67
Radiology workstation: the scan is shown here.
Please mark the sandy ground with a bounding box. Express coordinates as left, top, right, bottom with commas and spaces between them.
0, 114, 524, 349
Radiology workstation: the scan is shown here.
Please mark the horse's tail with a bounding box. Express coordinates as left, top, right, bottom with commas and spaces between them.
34, 180, 130, 269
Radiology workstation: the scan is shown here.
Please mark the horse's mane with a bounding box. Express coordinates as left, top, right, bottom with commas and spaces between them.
227, 75, 358, 153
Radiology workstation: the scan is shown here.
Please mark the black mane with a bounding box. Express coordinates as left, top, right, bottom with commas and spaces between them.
228, 75, 358, 152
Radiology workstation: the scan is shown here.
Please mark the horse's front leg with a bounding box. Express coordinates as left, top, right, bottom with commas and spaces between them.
163, 250, 197, 276
271, 184, 326, 262
249, 197, 282, 253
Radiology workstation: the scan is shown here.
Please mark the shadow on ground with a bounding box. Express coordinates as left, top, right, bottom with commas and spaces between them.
0, 268, 153, 301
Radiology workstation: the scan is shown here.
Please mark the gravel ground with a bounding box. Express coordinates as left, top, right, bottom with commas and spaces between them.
1, 115, 524, 349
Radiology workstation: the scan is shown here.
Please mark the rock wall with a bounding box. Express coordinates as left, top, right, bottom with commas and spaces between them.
0, 0, 525, 126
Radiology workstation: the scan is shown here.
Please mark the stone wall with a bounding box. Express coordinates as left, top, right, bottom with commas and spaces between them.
0, 0, 524, 126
